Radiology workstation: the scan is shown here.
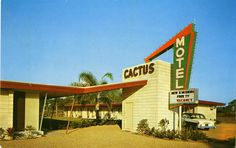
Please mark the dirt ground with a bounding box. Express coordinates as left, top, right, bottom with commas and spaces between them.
0, 125, 233, 148
203, 123, 236, 141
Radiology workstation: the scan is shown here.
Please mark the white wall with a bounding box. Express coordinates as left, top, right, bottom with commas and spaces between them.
195, 105, 216, 120
0, 90, 14, 129
25, 92, 40, 130
122, 60, 178, 132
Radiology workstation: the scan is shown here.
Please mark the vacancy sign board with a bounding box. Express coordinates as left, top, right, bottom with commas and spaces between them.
169, 89, 198, 108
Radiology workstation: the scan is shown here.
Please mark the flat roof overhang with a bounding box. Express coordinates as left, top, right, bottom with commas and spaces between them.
181, 100, 225, 108
0, 80, 147, 98
198, 100, 225, 106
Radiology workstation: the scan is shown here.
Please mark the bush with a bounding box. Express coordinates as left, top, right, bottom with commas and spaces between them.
68, 119, 120, 129
25, 125, 35, 131
105, 119, 117, 125
153, 129, 165, 138
81, 120, 89, 127
190, 130, 207, 141
25, 125, 36, 139
158, 118, 169, 131
0, 128, 5, 140
180, 128, 191, 140
136, 119, 150, 135
150, 127, 155, 136
152, 119, 173, 139
179, 128, 206, 141
99, 119, 107, 125
42, 118, 68, 130
7, 128, 14, 137
166, 130, 177, 139
137, 119, 207, 141
153, 129, 159, 138
71, 119, 94, 128
70, 121, 79, 128
184, 122, 198, 130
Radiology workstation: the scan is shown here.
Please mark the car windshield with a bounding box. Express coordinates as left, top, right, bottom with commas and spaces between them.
190, 114, 206, 119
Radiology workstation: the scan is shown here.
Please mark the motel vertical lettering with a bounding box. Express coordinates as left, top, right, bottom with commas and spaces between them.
175, 36, 185, 89
172, 34, 192, 90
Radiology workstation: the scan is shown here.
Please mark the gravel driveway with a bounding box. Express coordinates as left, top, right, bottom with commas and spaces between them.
0, 125, 231, 148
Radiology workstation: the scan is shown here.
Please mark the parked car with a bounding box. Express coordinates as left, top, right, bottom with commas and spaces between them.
182, 113, 216, 130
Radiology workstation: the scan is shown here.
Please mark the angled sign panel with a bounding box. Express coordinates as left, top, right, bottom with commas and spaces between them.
145, 23, 197, 90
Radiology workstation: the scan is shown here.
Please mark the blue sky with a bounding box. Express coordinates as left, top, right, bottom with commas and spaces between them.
1, 0, 236, 104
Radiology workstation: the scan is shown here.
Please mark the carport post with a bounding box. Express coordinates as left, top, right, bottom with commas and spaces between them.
66, 95, 75, 134
39, 93, 48, 131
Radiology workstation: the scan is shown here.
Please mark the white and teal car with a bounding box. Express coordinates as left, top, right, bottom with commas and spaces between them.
182, 113, 216, 130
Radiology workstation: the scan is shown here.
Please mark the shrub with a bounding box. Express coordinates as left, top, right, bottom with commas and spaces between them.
25, 125, 36, 131
42, 118, 67, 130
0, 128, 5, 140
136, 118, 207, 141
150, 127, 155, 136
99, 119, 107, 125
69, 119, 121, 129
158, 118, 169, 131
91, 120, 97, 126
105, 119, 117, 125
166, 130, 177, 139
6, 128, 14, 137
153, 129, 159, 137
25, 125, 36, 139
153, 129, 165, 138
153, 129, 159, 138
183, 122, 198, 130
70, 119, 93, 128
137, 119, 150, 135
180, 128, 192, 140
190, 130, 207, 141
81, 120, 88, 127
178, 128, 207, 141
70, 121, 79, 128
136, 119, 207, 141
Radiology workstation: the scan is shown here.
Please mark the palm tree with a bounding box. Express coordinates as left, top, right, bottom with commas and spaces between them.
70, 71, 121, 120
78, 72, 115, 120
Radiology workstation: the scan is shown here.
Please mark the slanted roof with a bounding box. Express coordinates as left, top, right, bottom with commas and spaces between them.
0, 80, 147, 98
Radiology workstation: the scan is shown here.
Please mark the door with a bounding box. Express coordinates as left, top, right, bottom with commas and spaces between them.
13, 92, 25, 131
124, 102, 133, 130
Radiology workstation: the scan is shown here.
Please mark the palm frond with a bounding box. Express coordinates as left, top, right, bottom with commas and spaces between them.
102, 72, 113, 81
99, 79, 108, 85
69, 71, 122, 106
79, 71, 98, 86
70, 82, 82, 87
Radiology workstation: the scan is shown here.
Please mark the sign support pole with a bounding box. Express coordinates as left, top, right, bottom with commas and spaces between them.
179, 105, 182, 131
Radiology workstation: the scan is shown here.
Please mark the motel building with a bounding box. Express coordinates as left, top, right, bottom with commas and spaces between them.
0, 60, 224, 132
0, 23, 225, 133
